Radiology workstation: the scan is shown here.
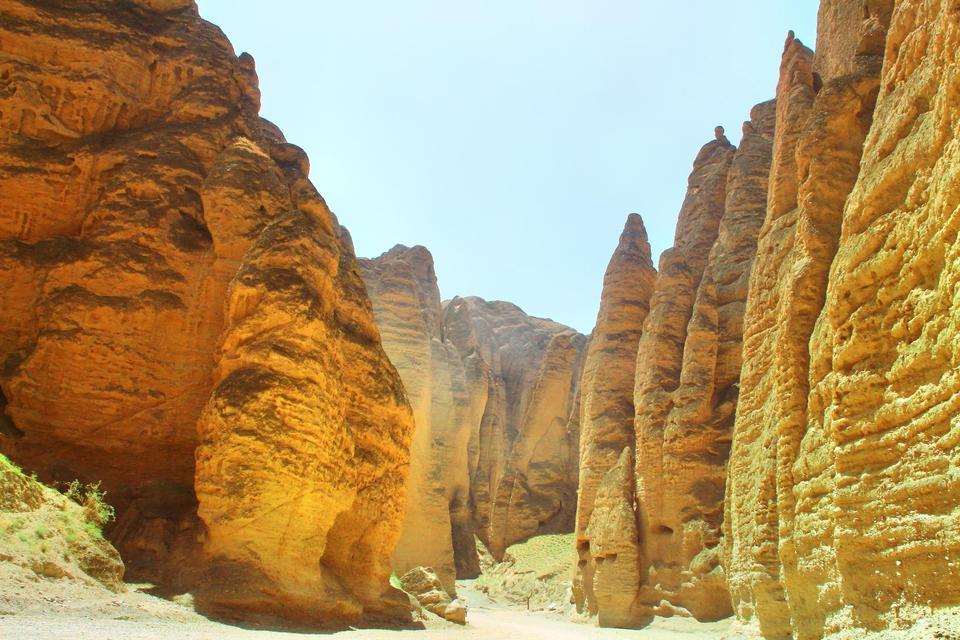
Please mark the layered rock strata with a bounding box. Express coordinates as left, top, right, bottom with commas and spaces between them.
572, 213, 656, 619
442, 297, 587, 560
361, 250, 586, 587
724, 6, 896, 637
359, 246, 483, 593
0, 0, 413, 623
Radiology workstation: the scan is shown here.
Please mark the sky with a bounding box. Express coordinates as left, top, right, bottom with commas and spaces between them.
197, 1, 819, 334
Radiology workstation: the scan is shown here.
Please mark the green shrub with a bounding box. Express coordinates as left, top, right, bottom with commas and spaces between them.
57, 479, 115, 535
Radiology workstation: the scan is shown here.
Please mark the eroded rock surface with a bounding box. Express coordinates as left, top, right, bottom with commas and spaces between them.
359, 246, 481, 593
724, 7, 896, 637
441, 297, 586, 560
572, 213, 656, 620
0, 0, 413, 624
360, 250, 586, 588
398, 566, 467, 624
631, 127, 737, 622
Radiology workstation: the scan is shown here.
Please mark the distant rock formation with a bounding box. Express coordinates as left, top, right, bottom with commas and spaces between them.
359, 246, 481, 593
0, 0, 413, 624
362, 248, 586, 585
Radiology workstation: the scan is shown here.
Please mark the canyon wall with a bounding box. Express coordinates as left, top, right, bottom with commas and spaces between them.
577, 2, 960, 635
0, 0, 413, 623
361, 249, 586, 587
575, 114, 773, 627
359, 246, 483, 593
727, 0, 960, 638
572, 213, 656, 624
443, 297, 586, 560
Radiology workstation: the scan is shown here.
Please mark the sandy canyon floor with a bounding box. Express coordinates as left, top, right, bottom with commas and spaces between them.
0, 571, 730, 640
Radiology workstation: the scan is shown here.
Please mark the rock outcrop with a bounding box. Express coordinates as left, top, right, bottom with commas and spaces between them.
360, 250, 586, 589
631, 126, 739, 622
359, 246, 482, 593
442, 297, 587, 560
572, 214, 656, 618
726, 1, 960, 638
583, 447, 642, 627
579, 113, 774, 626
0, 0, 413, 623
398, 566, 467, 624
636, 102, 776, 622
723, 6, 896, 638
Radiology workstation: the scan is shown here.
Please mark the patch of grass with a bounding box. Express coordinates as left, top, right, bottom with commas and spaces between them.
0, 453, 21, 474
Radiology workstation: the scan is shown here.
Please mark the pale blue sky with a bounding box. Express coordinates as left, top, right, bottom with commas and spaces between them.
198, 1, 818, 333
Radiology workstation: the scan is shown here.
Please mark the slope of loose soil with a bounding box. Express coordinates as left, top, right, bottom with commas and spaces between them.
0, 453, 122, 601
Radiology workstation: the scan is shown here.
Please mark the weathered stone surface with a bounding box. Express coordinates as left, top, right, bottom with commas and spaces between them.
487, 329, 585, 559
724, 9, 893, 637
441, 297, 586, 559
572, 213, 656, 620
722, 34, 818, 640
642, 100, 776, 623
631, 128, 736, 621
584, 447, 641, 628
360, 250, 585, 586
359, 246, 482, 593
0, 0, 413, 624
398, 566, 467, 624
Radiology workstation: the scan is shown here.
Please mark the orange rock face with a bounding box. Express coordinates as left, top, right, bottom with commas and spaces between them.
0, 0, 413, 623
360, 251, 585, 587
723, 6, 896, 637
631, 128, 738, 622
359, 246, 482, 593
572, 214, 656, 621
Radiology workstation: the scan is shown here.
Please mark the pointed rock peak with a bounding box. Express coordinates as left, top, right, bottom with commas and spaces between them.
615, 214, 654, 266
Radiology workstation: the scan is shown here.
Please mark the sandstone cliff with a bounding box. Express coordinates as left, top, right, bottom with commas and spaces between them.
723, 5, 897, 637
442, 297, 586, 560
0, 0, 413, 623
572, 213, 656, 621
631, 127, 739, 623
360, 250, 586, 588
579, 115, 774, 626
725, 1, 960, 637
359, 246, 483, 593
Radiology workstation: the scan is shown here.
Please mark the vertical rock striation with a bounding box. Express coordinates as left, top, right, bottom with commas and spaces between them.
649, 100, 776, 622
441, 297, 587, 559
0, 0, 414, 623
631, 128, 737, 621
359, 246, 481, 593
724, 2, 895, 635
800, 1, 960, 634
572, 213, 656, 620
360, 254, 587, 583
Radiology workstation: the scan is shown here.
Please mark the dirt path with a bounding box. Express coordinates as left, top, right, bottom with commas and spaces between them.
0, 575, 730, 639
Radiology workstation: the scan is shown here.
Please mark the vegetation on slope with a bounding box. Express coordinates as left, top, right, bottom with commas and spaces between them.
0, 454, 123, 590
